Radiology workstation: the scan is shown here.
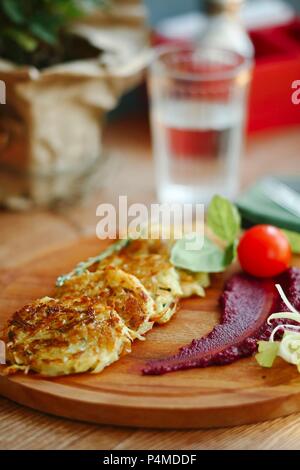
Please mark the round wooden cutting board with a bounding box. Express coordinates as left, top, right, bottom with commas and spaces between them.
1, 237, 300, 429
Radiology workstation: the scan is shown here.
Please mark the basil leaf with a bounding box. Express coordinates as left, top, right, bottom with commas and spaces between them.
282, 229, 300, 254
224, 239, 238, 265
2, 0, 25, 24
207, 195, 241, 244
171, 234, 236, 273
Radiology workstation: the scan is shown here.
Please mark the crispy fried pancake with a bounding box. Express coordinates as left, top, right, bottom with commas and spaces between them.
124, 240, 210, 296
56, 266, 155, 337
2, 296, 131, 377
176, 269, 210, 298
97, 239, 209, 322
97, 248, 182, 324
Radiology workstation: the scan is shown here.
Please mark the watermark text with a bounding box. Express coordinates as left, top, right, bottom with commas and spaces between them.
0, 340, 6, 364
291, 80, 300, 105
0, 80, 6, 104
96, 196, 205, 250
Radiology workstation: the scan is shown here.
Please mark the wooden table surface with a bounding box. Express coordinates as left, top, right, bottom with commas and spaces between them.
1, 115, 300, 450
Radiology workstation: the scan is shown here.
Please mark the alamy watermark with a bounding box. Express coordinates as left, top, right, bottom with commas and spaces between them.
0, 80, 6, 104
291, 80, 300, 105
96, 196, 205, 250
0, 340, 5, 364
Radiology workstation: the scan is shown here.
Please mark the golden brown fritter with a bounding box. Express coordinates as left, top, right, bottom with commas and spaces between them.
120, 239, 210, 297
56, 266, 155, 337
2, 295, 132, 377
97, 239, 209, 323
1, 238, 209, 378
176, 269, 210, 298
97, 249, 182, 324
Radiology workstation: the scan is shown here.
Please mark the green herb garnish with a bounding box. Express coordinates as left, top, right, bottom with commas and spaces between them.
256, 284, 300, 372
171, 234, 237, 273
282, 229, 300, 254
171, 196, 241, 273
207, 195, 241, 244
56, 238, 130, 287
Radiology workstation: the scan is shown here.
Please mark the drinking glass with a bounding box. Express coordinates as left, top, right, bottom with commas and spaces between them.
148, 45, 252, 205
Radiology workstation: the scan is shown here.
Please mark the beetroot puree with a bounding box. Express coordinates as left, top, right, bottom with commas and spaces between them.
143, 268, 300, 375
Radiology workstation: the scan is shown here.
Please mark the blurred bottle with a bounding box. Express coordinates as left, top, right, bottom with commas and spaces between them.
198, 0, 254, 59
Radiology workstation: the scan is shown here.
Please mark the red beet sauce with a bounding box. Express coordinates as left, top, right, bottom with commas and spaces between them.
143, 268, 300, 375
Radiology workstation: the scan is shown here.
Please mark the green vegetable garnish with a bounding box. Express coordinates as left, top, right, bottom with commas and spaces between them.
282, 229, 300, 254
256, 284, 300, 373
207, 195, 241, 244
256, 341, 279, 368
171, 234, 237, 273
171, 196, 241, 273
56, 238, 130, 287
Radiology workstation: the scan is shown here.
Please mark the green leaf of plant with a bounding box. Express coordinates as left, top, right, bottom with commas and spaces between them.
3, 28, 38, 52
282, 229, 300, 254
29, 10, 64, 45
255, 341, 279, 368
207, 195, 241, 244
224, 239, 238, 265
0, 0, 111, 65
2, 0, 25, 24
171, 234, 237, 273
54, 2, 81, 19
29, 23, 58, 46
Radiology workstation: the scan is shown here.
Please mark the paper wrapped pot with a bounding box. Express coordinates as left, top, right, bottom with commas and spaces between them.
0, 0, 149, 209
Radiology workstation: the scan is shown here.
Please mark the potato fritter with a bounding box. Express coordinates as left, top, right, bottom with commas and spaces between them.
176, 269, 210, 298
97, 249, 182, 324
56, 266, 155, 337
2, 296, 132, 377
97, 239, 209, 323
1, 238, 210, 378
123, 239, 210, 297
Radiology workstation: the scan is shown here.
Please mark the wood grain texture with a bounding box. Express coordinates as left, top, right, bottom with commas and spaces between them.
0, 117, 300, 448
2, 394, 300, 450
1, 237, 300, 429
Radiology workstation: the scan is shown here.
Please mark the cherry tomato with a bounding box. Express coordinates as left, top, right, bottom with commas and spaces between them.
237, 225, 291, 278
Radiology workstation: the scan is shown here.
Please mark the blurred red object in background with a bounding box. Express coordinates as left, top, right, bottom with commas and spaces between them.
153, 19, 300, 133
248, 19, 300, 133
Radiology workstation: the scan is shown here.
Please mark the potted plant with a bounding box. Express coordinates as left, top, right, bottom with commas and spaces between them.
0, 0, 148, 209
